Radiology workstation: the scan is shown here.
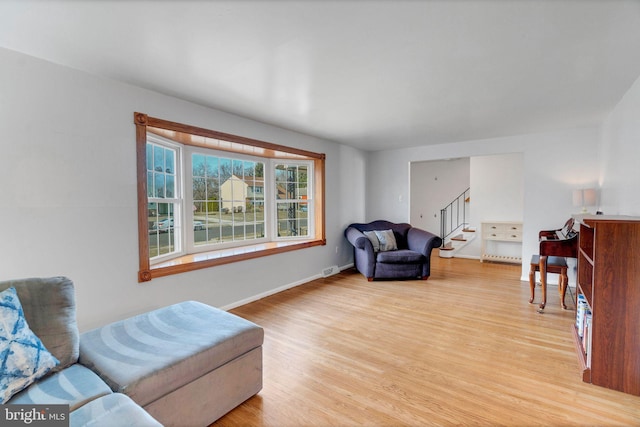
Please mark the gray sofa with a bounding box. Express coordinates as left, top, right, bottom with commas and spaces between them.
1, 276, 263, 426
345, 220, 442, 281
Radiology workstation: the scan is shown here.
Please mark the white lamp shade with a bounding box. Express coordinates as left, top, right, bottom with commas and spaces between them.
582, 188, 597, 206
573, 188, 597, 211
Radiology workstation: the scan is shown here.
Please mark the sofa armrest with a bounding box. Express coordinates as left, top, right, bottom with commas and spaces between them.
345, 227, 369, 250
407, 227, 442, 255
345, 226, 377, 279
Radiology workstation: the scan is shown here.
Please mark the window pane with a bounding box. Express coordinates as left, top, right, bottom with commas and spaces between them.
255, 221, 265, 239
299, 202, 308, 217
193, 177, 205, 200
154, 145, 164, 172
206, 156, 218, 178
221, 223, 233, 242
234, 214, 245, 240
255, 163, 264, 179
220, 158, 232, 181
148, 202, 177, 259
146, 144, 153, 172
299, 183, 308, 200
147, 172, 154, 197
194, 212, 207, 245
208, 211, 221, 244
276, 201, 309, 237
166, 175, 175, 198
165, 149, 175, 174
206, 178, 217, 200
193, 154, 205, 177
297, 166, 308, 183
233, 159, 244, 177
154, 173, 165, 198
244, 161, 256, 179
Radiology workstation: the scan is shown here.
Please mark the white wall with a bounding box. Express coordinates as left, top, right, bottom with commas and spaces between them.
463, 153, 524, 259
367, 127, 601, 280
0, 47, 366, 330
409, 158, 470, 233
600, 74, 640, 216
470, 153, 524, 224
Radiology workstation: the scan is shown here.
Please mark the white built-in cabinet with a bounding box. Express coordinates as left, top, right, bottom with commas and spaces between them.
480, 221, 522, 264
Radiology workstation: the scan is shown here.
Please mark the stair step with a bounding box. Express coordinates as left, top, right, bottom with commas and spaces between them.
462, 228, 476, 233
440, 242, 455, 251
451, 234, 467, 242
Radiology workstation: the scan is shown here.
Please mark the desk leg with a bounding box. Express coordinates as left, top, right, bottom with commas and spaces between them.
539, 256, 547, 311
559, 267, 568, 310
528, 263, 536, 304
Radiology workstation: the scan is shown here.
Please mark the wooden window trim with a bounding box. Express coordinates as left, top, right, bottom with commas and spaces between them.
135, 112, 326, 282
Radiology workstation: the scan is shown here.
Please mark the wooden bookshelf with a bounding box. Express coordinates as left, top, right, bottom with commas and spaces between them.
573, 216, 640, 395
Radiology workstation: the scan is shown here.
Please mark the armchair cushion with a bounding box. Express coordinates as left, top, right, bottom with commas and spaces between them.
376, 249, 424, 264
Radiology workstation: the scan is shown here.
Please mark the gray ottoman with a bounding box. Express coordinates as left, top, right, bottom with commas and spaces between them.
79, 301, 264, 427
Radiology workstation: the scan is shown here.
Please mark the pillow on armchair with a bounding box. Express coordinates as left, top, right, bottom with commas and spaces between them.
363, 231, 381, 252
374, 229, 398, 251
363, 229, 398, 252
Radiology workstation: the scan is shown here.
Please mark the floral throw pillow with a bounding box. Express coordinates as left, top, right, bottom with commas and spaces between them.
0, 287, 59, 403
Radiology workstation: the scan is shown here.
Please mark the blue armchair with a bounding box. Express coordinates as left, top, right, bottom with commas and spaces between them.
345, 220, 442, 281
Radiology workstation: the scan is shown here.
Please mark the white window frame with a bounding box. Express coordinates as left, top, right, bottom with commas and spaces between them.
147, 142, 316, 259
147, 135, 184, 265
184, 146, 274, 254
270, 160, 315, 241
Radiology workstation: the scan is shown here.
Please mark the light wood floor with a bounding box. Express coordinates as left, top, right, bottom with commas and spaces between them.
214, 256, 640, 426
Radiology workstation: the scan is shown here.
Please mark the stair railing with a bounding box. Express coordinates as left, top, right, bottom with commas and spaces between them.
440, 187, 470, 245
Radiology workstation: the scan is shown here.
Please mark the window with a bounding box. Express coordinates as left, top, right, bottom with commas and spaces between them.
190, 151, 267, 248
147, 138, 181, 261
275, 163, 310, 237
135, 113, 325, 282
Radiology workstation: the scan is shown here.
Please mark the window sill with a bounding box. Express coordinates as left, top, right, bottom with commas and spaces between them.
139, 238, 325, 282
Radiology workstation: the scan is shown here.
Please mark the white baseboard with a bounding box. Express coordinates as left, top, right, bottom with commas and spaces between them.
453, 254, 481, 260
221, 263, 354, 311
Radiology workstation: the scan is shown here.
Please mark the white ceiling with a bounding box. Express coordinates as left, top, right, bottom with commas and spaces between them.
2, 1, 640, 151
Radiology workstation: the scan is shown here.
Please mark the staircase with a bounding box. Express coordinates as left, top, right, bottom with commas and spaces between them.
439, 226, 476, 258
439, 188, 475, 258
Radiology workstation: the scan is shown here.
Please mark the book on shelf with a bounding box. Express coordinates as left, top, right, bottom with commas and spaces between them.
576, 294, 588, 337
585, 313, 592, 368
575, 293, 592, 360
